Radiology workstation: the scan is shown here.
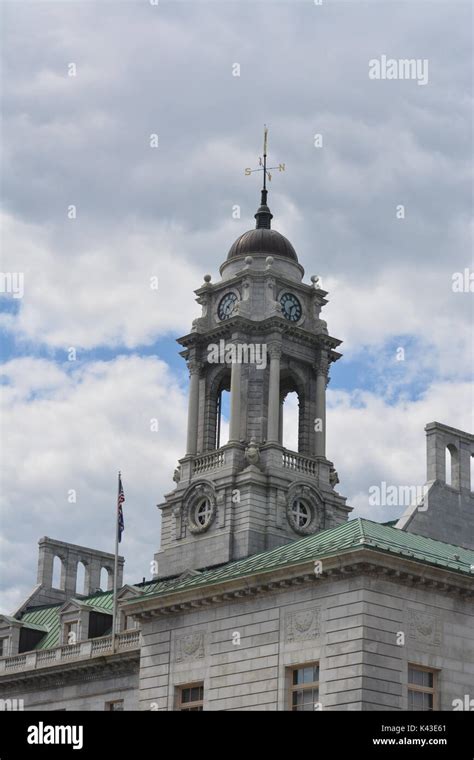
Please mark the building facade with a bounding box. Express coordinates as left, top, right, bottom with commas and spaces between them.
1, 189, 473, 711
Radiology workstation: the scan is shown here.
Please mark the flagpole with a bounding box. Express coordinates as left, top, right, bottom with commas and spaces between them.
111, 470, 120, 654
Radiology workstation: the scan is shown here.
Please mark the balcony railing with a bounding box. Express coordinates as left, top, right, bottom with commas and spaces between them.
0, 629, 141, 675
193, 449, 225, 474
282, 450, 318, 476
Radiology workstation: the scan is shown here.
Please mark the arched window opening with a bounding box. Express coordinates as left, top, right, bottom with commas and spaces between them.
445, 444, 459, 489
52, 556, 64, 590
445, 446, 452, 486
281, 391, 299, 452
75, 561, 86, 595
215, 379, 231, 449
100, 567, 109, 591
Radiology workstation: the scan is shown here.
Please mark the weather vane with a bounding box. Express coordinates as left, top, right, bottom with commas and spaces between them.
244, 126, 285, 191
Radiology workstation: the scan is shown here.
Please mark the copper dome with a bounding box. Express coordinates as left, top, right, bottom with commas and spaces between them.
227, 227, 298, 261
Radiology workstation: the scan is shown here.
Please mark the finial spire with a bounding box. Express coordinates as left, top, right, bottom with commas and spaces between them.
244, 126, 286, 230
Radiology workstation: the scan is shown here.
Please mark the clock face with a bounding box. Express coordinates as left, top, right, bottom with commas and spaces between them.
280, 292, 302, 322
218, 292, 238, 320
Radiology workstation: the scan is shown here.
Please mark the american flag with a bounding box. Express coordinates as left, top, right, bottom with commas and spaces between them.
117, 474, 125, 543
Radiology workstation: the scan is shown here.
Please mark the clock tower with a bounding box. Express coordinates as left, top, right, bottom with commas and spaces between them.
155, 157, 351, 578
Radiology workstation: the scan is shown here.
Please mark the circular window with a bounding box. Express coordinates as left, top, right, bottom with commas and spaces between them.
290, 498, 312, 529
195, 498, 213, 528
187, 495, 216, 534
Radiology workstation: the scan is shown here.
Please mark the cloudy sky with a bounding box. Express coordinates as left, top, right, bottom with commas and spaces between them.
0, 0, 472, 613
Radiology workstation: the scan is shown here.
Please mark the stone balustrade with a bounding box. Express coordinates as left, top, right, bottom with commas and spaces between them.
282, 449, 318, 477
0, 629, 141, 674
193, 449, 225, 474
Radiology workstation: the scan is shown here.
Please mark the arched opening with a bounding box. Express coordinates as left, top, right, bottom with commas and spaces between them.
445, 444, 459, 489
215, 376, 231, 449
279, 371, 305, 454
100, 567, 109, 591
75, 561, 86, 595
281, 391, 299, 451
52, 556, 64, 589
445, 446, 452, 485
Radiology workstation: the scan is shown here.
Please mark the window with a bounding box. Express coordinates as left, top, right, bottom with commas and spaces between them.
105, 700, 124, 711
52, 555, 64, 590
445, 444, 459, 489
215, 381, 230, 449
289, 663, 320, 711
0, 638, 7, 657
177, 683, 204, 711
287, 497, 316, 535
75, 561, 87, 595
100, 567, 109, 591
281, 390, 299, 451
290, 499, 311, 529
194, 499, 212, 528
64, 621, 78, 645
408, 665, 437, 711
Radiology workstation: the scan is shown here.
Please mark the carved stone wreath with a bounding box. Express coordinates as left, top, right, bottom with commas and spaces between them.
184, 482, 217, 535
286, 483, 324, 536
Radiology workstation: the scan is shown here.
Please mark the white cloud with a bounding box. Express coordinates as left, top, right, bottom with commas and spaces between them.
0, 212, 207, 348
327, 381, 473, 521
0, 355, 188, 612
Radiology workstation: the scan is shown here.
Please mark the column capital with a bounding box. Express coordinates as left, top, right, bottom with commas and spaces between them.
314, 350, 330, 377
268, 342, 282, 360
187, 359, 203, 375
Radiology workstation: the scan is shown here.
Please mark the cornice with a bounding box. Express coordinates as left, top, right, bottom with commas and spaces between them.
177, 317, 342, 354
123, 548, 474, 621
0, 651, 139, 692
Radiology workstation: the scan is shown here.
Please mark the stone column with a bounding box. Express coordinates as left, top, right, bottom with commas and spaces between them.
267, 344, 282, 443
229, 349, 242, 443
186, 359, 201, 456
315, 351, 329, 457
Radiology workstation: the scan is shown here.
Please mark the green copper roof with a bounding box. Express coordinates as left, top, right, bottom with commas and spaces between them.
14, 519, 474, 650
20, 605, 62, 650
18, 582, 175, 650
128, 518, 474, 602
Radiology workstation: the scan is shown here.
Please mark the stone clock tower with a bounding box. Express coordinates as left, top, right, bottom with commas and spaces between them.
155, 185, 351, 577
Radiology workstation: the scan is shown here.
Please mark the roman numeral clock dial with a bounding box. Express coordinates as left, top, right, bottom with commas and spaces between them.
280, 292, 302, 322
218, 292, 238, 320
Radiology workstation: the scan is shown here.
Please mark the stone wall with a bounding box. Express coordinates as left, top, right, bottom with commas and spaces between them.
138, 575, 474, 711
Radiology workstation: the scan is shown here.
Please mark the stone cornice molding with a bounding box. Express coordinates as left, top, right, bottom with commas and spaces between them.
178, 318, 342, 356
123, 549, 474, 621
0, 651, 139, 692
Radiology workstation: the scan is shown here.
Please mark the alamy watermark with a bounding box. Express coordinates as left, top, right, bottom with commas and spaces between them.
207, 340, 267, 370
0, 272, 24, 299
369, 481, 428, 508
452, 695, 474, 711
452, 268, 474, 293
27, 722, 83, 750
0, 698, 24, 711
369, 55, 429, 86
